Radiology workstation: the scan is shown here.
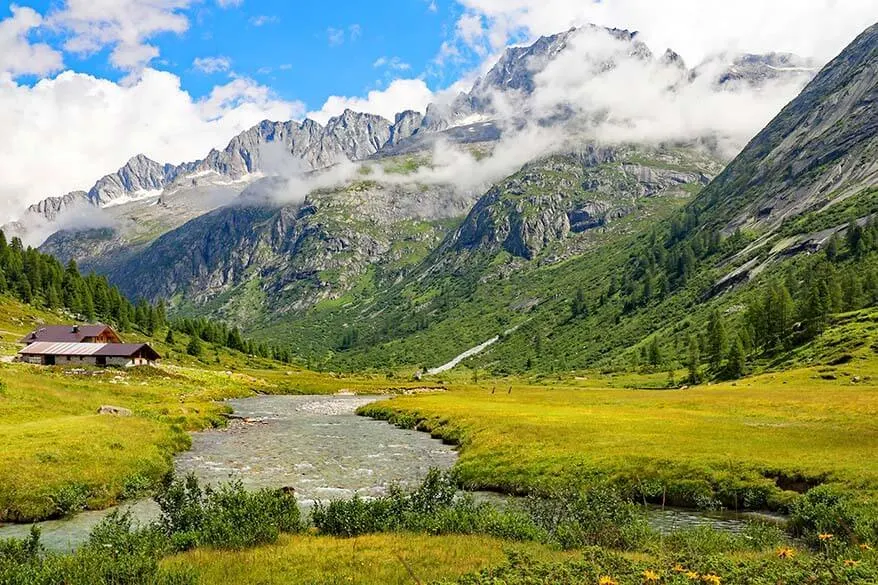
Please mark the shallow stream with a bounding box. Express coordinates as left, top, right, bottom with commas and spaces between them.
0, 395, 782, 551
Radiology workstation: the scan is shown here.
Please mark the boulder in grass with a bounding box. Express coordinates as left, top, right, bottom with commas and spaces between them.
98, 405, 132, 417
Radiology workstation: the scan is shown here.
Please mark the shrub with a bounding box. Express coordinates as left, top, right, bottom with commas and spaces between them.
49, 483, 90, 518
789, 484, 878, 547
155, 474, 301, 550
0, 517, 196, 585
526, 484, 651, 550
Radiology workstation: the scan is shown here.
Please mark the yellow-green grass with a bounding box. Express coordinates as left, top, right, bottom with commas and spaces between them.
0, 359, 444, 522
0, 362, 258, 522
164, 533, 570, 585
361, 364, 878, 509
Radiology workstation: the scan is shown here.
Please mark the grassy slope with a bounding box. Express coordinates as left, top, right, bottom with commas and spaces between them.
360, 325, 878, 510
165, 534, 570, 585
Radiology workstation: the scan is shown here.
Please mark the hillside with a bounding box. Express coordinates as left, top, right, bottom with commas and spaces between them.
284, 22, 878, 374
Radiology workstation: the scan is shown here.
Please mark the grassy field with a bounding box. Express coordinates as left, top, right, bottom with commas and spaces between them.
165, 533, 570, 585
361, 363, 878, 510
0, 361, 439, 523
0, 293, 445, 522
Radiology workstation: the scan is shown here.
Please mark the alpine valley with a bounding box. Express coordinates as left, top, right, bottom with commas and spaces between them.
10, 23, 850, 374
2, 13, 878, 585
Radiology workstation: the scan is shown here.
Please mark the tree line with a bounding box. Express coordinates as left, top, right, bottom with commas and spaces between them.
637, 219, 878, 382
0, 230, 293, 364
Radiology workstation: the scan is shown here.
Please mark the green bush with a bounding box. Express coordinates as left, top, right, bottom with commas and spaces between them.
525, 484, 651, 550
154, 474, 301, 551
49, 483, 90, 518
0, 517, 196, 585
789, 484, 878, 547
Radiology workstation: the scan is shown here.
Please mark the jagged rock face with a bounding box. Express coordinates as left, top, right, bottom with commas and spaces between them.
389, 111, 424, 145
97, 177, 477, 313
695, 52, 818, 88
26, 191, 88, 222
18, 110, 414, 230
88, 154, 178, 205
474, 30, 579, 98
695, 23, 878, 231
450, 146, 720, 260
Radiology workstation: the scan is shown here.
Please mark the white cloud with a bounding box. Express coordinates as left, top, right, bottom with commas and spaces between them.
456, 13, 486, 49
192, 56, 231, 74
0, 5, 64, 77
521, 27, 809, 156
50, 0, 194, 72
249, 15, 278, 26
0, 69, 304, 223
453, 0, 878, 66
328, 24, 362, 46
327, 27, 345, 46
308, 78, 435, 124
373, 56, 412, 71
216, 0, 243, 6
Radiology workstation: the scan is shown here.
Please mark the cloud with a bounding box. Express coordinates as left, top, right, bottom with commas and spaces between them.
0, 69, 305, 223
0, 5, 64, 77
328, 24, 362, 46
249, 15, 278, 27
216, 0, 243, 6
471, 26, 812, 158
193, 56, 231, 74
50, 0, 194, 72
373, 56, 412, 71
452, 0, 878, 66
327, 27, 345, 46
456, 13, 486, 49
308, 78, 435, 124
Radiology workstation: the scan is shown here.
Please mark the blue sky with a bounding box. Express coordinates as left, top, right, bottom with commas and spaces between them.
14, 0, 476, 110
2, 0, 877, 218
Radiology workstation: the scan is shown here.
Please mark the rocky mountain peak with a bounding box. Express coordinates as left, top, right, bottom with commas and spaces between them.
695, 22, 878, 230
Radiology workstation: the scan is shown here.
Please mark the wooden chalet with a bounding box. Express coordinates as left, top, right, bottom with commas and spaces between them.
17, 324, 160, 367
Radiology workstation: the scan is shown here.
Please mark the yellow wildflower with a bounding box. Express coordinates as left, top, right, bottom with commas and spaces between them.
702, 575, 722, 585
599, 577, 619, 585
686, 571, 700, 580
777, 547, 796, 559
818, 533, 834, 541
642, 569, 660, 582
860, 543, 873, 551
673, 564, 686, 573
844, 559, 860, 567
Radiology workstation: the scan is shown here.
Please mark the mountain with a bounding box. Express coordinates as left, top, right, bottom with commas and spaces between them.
694, 25, 878, 232
15, 23, 812, 240
700, 52, 818, 88
10, 21, 851, 375
259, 21, 878, 373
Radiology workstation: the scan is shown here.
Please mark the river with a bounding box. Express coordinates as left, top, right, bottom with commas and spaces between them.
0, 394, 778, 551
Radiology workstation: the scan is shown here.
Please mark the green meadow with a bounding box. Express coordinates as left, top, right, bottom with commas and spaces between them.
361, 365, 878, 511
165, 533, 572, 585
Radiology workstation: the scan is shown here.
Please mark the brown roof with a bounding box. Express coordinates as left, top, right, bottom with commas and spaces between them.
19, 325, 118, 344
95, 344, 161, 360
19, 342, 161, 360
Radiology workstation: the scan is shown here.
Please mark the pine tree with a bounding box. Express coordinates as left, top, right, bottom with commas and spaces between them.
825, 234, 840, 262
726, 334, 746, 379
165, 329, 175, 345
187, 335, 203, 357
706, 310, 727, 370
647, 337, 662, 368
571, 287, 587, 318
687, 335, 701, 384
